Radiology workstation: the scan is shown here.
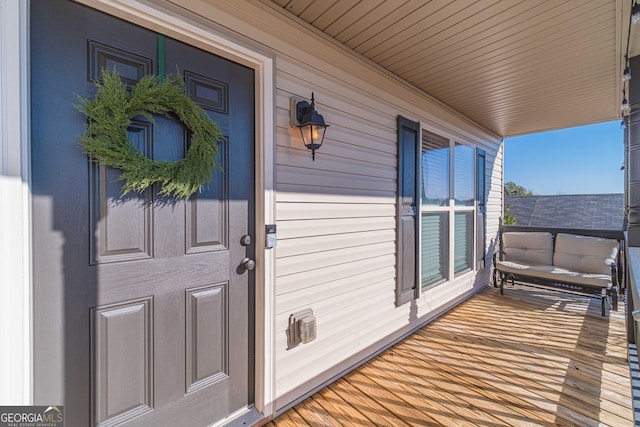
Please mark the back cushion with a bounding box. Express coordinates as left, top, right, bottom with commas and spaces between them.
553, 233, 619, 275
502, 232, 553, 265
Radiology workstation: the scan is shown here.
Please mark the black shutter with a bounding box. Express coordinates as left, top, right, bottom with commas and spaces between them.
476, 148, 487, 269
396, 116, 419, 306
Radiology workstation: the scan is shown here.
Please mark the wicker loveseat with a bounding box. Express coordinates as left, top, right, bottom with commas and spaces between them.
493, 230, 621, 316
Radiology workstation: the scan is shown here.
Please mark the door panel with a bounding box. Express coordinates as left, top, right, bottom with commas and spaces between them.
185, 283, 229, 393
90, 121, 154, 264
92, 298, 154, 424
31, 1, 255, 426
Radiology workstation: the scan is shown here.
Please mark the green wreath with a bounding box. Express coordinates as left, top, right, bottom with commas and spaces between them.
77, 70, 223, 199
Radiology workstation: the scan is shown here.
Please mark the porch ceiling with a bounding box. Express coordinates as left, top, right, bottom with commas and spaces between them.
266, 0, 637, 137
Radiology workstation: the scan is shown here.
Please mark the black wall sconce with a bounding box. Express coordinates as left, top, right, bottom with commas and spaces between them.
291, 93, 329, 161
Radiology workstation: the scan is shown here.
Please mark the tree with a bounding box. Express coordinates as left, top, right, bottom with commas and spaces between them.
504, 181, 533, 196
504, 204, 517, 225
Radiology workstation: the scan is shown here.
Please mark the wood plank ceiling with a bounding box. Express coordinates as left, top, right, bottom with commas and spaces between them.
266, 0, 631, 137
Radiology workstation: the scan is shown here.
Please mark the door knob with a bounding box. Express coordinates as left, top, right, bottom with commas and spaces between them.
241, 257, 256, 271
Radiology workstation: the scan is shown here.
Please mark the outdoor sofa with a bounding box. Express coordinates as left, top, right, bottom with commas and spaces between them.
493, 230, 621, 317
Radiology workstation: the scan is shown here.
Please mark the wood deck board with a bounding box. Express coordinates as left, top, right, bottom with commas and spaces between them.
329, 378, 413, 426
293, 398, 344, 427
266, 285, 632, 426
343, 370, 442, 426
420, 329, 632, 412
438, 291, 631, 386
354, 363, 502, 427
385, 347, 558, 426
422, 323, 630, 401
314, 386, 377, 426
361, 354, 512, 426
392, 335, 596, 427
426, 320, 630, 406
407, 329, 631, 426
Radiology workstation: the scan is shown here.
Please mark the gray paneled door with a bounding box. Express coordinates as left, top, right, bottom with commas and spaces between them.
31, 1, 255, 426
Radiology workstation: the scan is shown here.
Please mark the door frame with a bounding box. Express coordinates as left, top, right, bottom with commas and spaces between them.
0, 0, 277, 420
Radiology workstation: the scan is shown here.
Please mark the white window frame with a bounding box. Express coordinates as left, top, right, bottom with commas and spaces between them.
419, 130, 477, 291
452, 142, 476, 277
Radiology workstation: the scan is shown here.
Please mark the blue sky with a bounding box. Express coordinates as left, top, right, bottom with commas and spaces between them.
503, 120, 624, 195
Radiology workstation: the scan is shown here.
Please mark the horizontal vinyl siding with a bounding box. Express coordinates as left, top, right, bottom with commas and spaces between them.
486, 144, 504, 264
275, 53, 400, 398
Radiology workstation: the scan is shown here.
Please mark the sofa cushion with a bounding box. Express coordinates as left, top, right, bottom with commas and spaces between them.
553, 233, 618, 275
496, 260, 612, 289
502, 232, 553, 265
495, 260, 547, 275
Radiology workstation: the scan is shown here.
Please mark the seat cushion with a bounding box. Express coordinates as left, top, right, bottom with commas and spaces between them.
502, 232, 553, 265
553, 233, 618, 275
496, 260, 612, 289
495, 260, 547, 275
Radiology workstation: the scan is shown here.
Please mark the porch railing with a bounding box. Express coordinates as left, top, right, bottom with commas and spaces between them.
625, 241, 640, 424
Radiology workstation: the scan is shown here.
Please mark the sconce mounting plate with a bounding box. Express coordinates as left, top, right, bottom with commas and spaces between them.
290, 96, 306, 128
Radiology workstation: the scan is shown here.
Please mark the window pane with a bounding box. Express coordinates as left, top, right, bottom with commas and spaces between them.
454, 212, 473, 274
454, 144, 474, 206
422, 213, 448, 287
421, 131, 449, 206
477, 150, 486, 206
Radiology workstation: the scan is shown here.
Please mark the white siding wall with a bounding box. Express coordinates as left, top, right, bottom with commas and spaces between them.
275, 61, 399, 400
487, 144, 505, 257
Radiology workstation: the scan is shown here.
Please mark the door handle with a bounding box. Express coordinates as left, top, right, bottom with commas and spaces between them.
241, 257, 256, 271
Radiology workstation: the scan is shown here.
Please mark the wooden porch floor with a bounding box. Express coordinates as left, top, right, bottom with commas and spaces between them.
267, 285, 632, 426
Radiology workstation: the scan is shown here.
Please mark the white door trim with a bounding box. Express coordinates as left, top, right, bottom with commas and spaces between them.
0, 0, 32, 405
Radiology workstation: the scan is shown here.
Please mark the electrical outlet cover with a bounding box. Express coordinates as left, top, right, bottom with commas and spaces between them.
300, 316, 316, 343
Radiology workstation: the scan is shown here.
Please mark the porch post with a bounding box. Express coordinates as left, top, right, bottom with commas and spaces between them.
627, 56, 640, 246
0, 0, 32, 405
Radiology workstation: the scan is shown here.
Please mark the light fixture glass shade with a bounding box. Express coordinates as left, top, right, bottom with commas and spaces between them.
299, 124, 326, 149
623, 67, 632, 82
296, 93, 329, 161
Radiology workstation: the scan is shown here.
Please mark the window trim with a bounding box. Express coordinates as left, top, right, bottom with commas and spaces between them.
419, 129, 478, 291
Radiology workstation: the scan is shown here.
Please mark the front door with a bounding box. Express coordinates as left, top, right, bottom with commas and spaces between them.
31, 1, 255, 426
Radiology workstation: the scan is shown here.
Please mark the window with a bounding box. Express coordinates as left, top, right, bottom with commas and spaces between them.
421, 131, 449, 287
454, 212, 473, 274
454, 143, 474, 206
421, 213, 448, 286
454, 143, 475, 274
421, 132, 477, 289
421, 132, 449, 207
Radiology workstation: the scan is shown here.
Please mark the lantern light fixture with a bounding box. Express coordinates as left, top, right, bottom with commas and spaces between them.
633, 1, 640, 24
291, 93, 329, 161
